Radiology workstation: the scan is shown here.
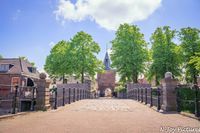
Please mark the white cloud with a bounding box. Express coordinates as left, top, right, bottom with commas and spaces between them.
54, 0, 162, 30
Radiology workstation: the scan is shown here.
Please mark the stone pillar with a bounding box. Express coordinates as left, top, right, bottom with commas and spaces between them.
35, 73, 51, 111
161, 72, 178, 111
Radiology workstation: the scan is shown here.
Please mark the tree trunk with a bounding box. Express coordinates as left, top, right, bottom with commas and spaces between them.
132, 72, 138, 83
81, 70, 84, 83
62, 74, 65, 84
192, 65, 197, 84
193, 71, 197, 84
155, 75, 159, 86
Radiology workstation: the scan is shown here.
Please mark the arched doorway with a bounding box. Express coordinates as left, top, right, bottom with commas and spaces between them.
105, 88, 112, 97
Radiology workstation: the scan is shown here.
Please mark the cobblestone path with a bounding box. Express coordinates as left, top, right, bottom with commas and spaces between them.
0, 98, 200, 133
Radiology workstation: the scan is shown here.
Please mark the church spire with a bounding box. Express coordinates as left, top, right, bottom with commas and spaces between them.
104, 51, 111, 70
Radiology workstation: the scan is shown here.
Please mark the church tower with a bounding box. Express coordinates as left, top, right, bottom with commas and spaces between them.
104, 51, 111, 70
97, 51, 116, 97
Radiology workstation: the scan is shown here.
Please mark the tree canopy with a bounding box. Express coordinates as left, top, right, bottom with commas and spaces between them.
111, 24, 148, 83
148, 26, 182, 84
44, 26, 200, 85
0, 54, 2, 59
44, 31, 103, 83
179, 27, 200, 84
44, 40, 73, 81
70, 31, 103, 83
190, 52, 200, 72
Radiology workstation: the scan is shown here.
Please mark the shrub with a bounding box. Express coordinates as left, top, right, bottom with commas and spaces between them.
115, 85, 126, 93
177, 87, 200, 113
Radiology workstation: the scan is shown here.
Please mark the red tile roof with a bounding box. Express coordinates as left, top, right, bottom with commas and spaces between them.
0, 58, 39, 79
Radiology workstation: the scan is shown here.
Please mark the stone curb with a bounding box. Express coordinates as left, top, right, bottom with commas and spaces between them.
0, 101, 81, 120
135, 100, 200, 121
0, 112, 30, 120
180, 112, 200, 121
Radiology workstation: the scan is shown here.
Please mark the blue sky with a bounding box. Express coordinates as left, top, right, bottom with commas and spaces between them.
0, 0, 200, 71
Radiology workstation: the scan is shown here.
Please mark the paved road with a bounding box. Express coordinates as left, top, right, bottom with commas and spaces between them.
0, 98, 200, 133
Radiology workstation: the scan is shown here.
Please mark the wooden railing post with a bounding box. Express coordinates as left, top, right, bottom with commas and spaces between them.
73, 88, 76, 102
150, 88, 153, 107
69, 88, 71, 104
80, 89, 82, 100
141, 88, 143, 103
132, 89, 134, 99
133, 89, 137, 100
62, 88, 65, 106
145, 88, 147, 105
85, 89, 86, 99
157, 88, 161, 111
77, 88, 79, 101
131, 89, 133, 99
194, 85, 200, 117
54, 88, 57, 109
176, 87, 181, 112
30, 87, 35, 111
84, 89, 85, 99
12, 85, 18, 114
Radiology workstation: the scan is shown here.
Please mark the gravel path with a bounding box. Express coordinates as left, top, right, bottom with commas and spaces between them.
0, 98, 200, 133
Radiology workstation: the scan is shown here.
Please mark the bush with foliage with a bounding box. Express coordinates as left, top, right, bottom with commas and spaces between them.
176, 87, 200, 113
114, 85, 126, 93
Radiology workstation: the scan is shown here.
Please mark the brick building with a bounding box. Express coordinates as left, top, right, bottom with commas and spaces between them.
97, 52, 116, 97
0, 58, 40, 94
0, 58, 40, 114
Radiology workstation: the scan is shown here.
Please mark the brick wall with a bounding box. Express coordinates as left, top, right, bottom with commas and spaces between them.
0, 74, 20, 96
97, 70, 116, 88
97, 70, 116, 96
57, 83, 89, 90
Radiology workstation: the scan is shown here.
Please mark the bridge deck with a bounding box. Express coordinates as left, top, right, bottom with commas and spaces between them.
0, 98, 199, 133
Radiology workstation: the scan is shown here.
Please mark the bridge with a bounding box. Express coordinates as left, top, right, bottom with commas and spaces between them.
0, 98, 199, 133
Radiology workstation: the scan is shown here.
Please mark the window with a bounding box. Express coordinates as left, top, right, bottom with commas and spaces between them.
28, 67, 36, 73
11, 77, 20, 92
0, 64, 10, 72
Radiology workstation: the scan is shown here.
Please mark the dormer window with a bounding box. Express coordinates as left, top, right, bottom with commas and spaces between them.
28, 67, 36, 73
0, 64, 12, 72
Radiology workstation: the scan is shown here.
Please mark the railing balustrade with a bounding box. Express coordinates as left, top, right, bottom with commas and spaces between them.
51, 87, 90, 110
126, 85, 162, 111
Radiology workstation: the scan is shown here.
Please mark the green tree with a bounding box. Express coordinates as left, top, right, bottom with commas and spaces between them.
0, 54, 2, 59
111, 23, 148, 83
190, 52, 200, 72
179, 27, 200, 84
148, 26, 182, 85
44, 40, 73, 83
70, 31, 103, 83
